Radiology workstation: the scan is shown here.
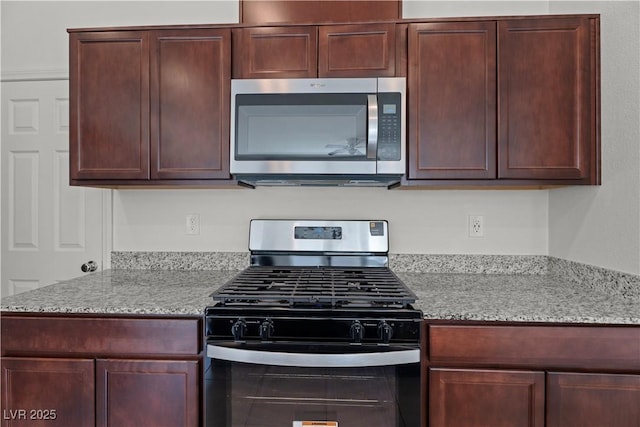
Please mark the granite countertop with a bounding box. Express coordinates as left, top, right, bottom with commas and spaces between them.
1, 269, 638, 324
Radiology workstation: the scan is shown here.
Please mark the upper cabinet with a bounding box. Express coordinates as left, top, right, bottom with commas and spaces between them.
70, 31, 150, 181
319, 24, 396, 77
498, 17, 596, 182
150, 29, 231, 180
407, 21, 497, 180
405, 16, 600, 185
232, 26, 317, 78
68, 14, 600, 188
240, 0, 401, 25
69, 28, 232, 185
232, 23, 397, 78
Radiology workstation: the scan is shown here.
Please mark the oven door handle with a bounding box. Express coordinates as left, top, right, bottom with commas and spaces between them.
207, 344, 419, 367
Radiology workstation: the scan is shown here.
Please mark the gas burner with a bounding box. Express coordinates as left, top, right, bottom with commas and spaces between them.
211, 266, 416, 308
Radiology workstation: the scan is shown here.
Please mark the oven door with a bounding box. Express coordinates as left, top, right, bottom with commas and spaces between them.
205, 342, 420, 427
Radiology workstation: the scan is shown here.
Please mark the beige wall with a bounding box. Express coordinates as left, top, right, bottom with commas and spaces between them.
2, 1, 638, 273
547, 1, 640, 275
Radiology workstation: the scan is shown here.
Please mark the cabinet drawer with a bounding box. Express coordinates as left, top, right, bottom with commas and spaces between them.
429, 325, 640, 370
1, 315, 201, 357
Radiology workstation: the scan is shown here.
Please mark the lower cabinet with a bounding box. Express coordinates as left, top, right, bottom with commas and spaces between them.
425, 323, 640, 427
0, 314, 201, 427
96, 359, 199, 427
1, 357, 94, 427
547, 372, 640, 427
429, 368, 545, 427
1, 357, 198, 427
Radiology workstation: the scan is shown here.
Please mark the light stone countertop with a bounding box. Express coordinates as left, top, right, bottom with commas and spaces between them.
1, 269, 638, 324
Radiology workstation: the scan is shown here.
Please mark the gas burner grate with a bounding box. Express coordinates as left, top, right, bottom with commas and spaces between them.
211, 266, 416, 308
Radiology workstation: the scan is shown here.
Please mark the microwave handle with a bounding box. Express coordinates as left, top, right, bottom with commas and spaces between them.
207, 344, 419, 367
367, 95, 378, 160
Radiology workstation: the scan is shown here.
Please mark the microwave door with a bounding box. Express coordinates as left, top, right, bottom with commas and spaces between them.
231, 92, 377, 175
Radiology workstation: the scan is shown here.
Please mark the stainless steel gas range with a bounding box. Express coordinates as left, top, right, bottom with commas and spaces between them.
204, 220, 422, 427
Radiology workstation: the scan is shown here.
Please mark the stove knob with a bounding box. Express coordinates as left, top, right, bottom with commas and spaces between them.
349, 320, 364, 343
259, 319, 274, 341
231, 318, 247, 341
377, 320, 394, 343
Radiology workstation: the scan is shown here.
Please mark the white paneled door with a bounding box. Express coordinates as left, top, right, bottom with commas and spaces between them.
1, 79, 108, 296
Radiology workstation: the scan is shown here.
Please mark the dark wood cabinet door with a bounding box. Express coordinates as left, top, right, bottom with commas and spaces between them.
1, 357, 94, 427
407, 22, 497, 180
430, 368, 545, 427
150, 29, 231, 179
234, 26, 317, 78
318, 23, 396, 77
547, 372, 640, 427
96, 359, 199, 427
70, 31, 150, 180
498, 17, 594, 180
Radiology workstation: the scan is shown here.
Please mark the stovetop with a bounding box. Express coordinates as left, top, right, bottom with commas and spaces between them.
211, 266, 416, 309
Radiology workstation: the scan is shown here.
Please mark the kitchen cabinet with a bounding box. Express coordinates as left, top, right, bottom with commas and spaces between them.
546, 372, 640, 427
96, 359, 198, 427
424, 323, 640, 426
407, 21, 496, 180
239, 0, 401, 25
233, 23, 396, 78
232, 26, 317, 78
498, 17, 596, 182
1, 314, 201, 427
406, 15, 600, 185
150, 29, 231, 180
69, 28, 232, 185
1, 357, 94, 427
68, 13, 600, 188
69, 31, 150, 181
429, 368, 544, 427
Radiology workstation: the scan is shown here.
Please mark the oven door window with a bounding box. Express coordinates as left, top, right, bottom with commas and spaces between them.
205, 358, 419, 427
234, 93, 370, 161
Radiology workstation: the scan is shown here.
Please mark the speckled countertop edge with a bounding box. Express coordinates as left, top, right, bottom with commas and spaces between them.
2, 253, 639, 324
111, 251, 640, 300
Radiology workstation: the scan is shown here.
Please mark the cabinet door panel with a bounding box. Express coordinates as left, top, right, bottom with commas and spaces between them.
319, 23, 396, 77
1, 357, 94, 427
430, 368, 544, 427
240, 1, 401, 25
547, 372, 640, 427
408, 22, 496, 179
235, 27, 317, 78
96, 359, 199, 427
498, 17, 592, 180
151, 29, 231, 179
70, 31, 149, 180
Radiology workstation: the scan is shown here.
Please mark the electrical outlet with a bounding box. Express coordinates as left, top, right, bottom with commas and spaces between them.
468, 215, 484, 238
186, 214, 200, 235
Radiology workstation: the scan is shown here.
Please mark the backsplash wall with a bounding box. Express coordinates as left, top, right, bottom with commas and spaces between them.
113, 188, 548, 254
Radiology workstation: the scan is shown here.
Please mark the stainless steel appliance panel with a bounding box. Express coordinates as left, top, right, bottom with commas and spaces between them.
229, 77, 405, 182
248, 219, 389, 254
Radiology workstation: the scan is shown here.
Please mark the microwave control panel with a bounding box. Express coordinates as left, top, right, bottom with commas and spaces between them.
377, 92, 402, 161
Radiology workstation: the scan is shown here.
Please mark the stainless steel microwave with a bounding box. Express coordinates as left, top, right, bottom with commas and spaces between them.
230, 77, 406, 187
